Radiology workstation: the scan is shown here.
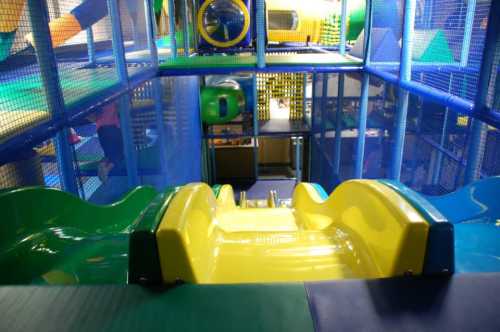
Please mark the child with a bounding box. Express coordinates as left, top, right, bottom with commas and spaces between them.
88, 101, 124, 183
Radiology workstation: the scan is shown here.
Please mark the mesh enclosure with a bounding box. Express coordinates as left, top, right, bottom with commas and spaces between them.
46, 0, 121, 109
309, 73, 323, 185
130, 80, 166, 188
161, 76, 202, 187
487, 25, 499, 112
69, 97, 139, 204
155, 0, 174, 61
71, 121, 109, 202
482, 127, 500, 177
368, 0, 404, 76
410, 0, 491, 102
257, 72, 305, 121
362, 77, 395, 179
310, 72, 368, 191
0, 1, 50, 144
118, 0, 154, 78
399, 94, 476, 195
0, 141, 55, 189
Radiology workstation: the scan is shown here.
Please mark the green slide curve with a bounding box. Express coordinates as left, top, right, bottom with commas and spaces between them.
0, 186, 159, 285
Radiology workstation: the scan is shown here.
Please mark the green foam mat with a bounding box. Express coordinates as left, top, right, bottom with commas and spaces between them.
0, 284, 315, 332
160, 53, 362, 70
161, 54, 257, 69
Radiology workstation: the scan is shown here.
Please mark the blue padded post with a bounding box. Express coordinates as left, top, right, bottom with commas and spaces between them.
167, 0, 177, 57
27, 0, 79, 196
391, 0, 416, 180
182, 0, 190, 56
309, 74, 317, 182
400, 0, 416, 82
354, 74, 369, 178
108, 0, 139, 187
339, 0, 347, 55
294, 136, 303, 183
256, 0, 266, 68
363, 0, 373, 64
333, 74, 344, 175
107, 0, 128, 84
320, 74, 328, 182
465, 0, 500, 183
86, 28, 96, 64
145, 0, 159, 68
460, 0, 476, 67
253, 74, 259, 177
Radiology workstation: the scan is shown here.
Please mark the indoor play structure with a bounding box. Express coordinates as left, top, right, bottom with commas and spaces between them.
0, 0, 500, 330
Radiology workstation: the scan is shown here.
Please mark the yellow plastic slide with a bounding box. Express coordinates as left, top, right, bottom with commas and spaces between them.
156, 180, 429, 284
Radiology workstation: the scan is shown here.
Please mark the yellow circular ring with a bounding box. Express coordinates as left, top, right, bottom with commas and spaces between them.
197, 0, 250, 48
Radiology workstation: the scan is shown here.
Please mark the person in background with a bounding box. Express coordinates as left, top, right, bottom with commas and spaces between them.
87, 101, 125, 183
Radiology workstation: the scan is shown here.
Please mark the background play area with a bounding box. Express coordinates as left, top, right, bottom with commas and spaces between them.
0, 0, 500, 330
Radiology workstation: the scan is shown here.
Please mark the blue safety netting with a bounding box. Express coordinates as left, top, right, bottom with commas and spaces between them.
310, 73, 337, 192
119, 0, 155, 78
410, 0, 491, 102
487, 29, 499, 113
362, 77, 396, 179
368, 0, 404, 77
482, 127, 500, 177
48, 0, 121, 110
0, 1, 51, 145
161, 76, 202, 186
0, 137, 61, 190
399, 93, 474, 195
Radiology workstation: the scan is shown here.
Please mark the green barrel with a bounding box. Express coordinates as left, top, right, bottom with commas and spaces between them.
201, 85, 245, 125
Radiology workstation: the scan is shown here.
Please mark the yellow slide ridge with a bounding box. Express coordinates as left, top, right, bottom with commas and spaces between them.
156, 181, 429, 284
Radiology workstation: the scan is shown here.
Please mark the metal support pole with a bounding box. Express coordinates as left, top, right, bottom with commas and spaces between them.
108, 0, 139, 187
333, 74, 344, 175
339, 0, 347, 55
167, 0, 177, 57
256, 0, 266, 68
27, 0, 78, 195
391, 0, 416, 180
182, 0, 190, 56
464, 0, 500, 183
460, 0, 476, 67
355, 73, 369, 178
